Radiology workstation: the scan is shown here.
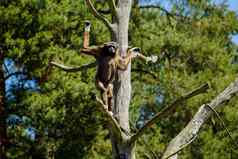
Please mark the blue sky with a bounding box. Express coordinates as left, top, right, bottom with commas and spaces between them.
227, 0, 238, 44
225, 0, 237, 11
213, 0, 238, 44
141, 0, 238, 44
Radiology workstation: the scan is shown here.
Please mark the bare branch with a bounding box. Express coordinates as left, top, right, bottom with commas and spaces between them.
50, 61, 96, 72
85, 0, 114, 31
3, 62, 10, 75
4, 72, 28, 80
162, 78, 238, 159
205, 104, 238, 148
139, 5, 174, 17
139, 5, 190, 21
129, 83, 209, 144
98, 8, 111, 14
108, 0, 118, 17
96, 97, 124, 142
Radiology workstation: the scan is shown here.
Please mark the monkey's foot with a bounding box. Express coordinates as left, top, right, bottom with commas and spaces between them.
96, 96, 107, 110
108, 111, 113, 116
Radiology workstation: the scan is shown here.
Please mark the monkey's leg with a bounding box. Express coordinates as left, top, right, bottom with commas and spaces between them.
96, 80, 109, 108
101, 90, 109, 109
96, 80, 107, 92
107, 84, 113, 112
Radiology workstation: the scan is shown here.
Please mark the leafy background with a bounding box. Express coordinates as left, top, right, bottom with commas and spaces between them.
0, 0, 238, 158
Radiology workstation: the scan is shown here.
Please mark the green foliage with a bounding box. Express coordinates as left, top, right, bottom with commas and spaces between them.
1, 0, 111, 158
130, 0, 238, 158
1, 0, 238, 158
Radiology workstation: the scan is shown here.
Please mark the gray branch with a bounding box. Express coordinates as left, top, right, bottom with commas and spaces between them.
85, 0, 114, 32
162, 77, 238, 159
108, 0, 118, 18
139, 5, 190, 21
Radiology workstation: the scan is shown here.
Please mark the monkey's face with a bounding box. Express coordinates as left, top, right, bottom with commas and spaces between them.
103, 42, 119, 57
108, 45, 117, 56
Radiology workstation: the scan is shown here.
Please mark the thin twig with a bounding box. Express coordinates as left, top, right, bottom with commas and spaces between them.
85, 0, 114, 31
4, 72, 28, 80
205, 104, 238, 148
108, 0, 118, 18
139, 5, 190, 22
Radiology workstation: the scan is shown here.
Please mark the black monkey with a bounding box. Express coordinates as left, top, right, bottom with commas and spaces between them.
81, 21, 157, 114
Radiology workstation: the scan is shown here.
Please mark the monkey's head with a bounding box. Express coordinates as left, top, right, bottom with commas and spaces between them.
127, 47, 141, 58
102, 42, 119, 57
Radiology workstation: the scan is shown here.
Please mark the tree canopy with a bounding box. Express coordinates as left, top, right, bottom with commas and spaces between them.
0, 0, 238, 158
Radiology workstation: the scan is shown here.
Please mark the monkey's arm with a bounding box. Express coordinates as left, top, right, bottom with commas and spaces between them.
95, 79, 108, 92
130, 47, 158, 63
116, 48, 144, 70
116, 55, 132, 71
136, 53, 158, 63
80, 20, 102, 58
80, 46, 103, 58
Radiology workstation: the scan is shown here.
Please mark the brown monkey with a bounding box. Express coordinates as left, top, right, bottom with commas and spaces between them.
81, 21, 157, 114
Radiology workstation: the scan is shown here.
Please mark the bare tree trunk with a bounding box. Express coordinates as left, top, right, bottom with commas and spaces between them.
110, 0, 136, 158
0, 52, 7, 159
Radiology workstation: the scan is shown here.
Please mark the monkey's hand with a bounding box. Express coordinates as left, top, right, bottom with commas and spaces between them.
146, 55, 158, 63
130, 47, 141, 58
84, 20, 91, 32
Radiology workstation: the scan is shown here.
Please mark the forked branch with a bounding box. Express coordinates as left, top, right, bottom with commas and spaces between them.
129, 83, 209, 144
162, 77, 238, 159
108, 0, 117, 17
85, 0, 114, 31
50, 61, 96, 72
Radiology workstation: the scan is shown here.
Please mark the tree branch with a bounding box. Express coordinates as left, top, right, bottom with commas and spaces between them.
139, 5, 174, 17
50, 61, 96, 72
96, 97, 124, 142
139, 5, 190, 21
3, 62, 10, 75
108, 0, 118, 18
4, 72, 28, 80
129, 83, 209, 144
98, 8, 111, 14
162, 78, 238, 159
205, 104, 238, 148
85, 0, 114, 31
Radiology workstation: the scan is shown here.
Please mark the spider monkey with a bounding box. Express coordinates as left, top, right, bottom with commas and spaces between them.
81, 21, 157, 114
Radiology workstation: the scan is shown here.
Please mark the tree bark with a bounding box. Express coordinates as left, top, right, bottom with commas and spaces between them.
110, 0, 135, 158
0, 52, 7, 159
